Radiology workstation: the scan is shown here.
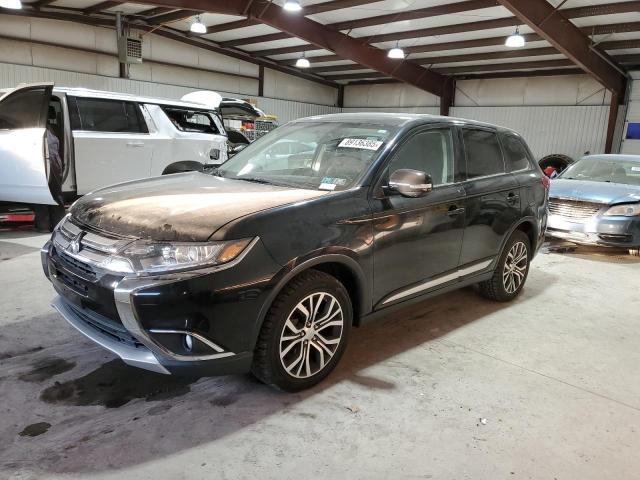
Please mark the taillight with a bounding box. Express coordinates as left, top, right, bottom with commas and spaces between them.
542, 175, 550, 190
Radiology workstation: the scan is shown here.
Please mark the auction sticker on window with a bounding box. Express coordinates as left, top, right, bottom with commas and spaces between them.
338, 138, 384, 150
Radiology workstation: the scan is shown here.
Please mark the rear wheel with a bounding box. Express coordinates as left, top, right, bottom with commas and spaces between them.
478, 230, 531, 302
251, 270, 351, 392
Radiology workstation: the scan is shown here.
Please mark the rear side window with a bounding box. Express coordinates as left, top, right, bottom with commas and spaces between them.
0, 89, 47, 129
500, 133, 532, 172
73, 97, 148, 133
162, 107, 220, 134
388, 128, 455, 186
462, 129, 505, 178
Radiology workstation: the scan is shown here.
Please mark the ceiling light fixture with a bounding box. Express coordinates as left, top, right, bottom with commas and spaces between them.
283, 0, 302, 12
0, 0, 22, 9
296, 52, 310, 68
505, 26, 525, 48
388, 41, 405, 59
190, 15, 207, 34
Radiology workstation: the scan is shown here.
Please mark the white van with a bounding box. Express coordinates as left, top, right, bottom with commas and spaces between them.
0, 83, 228, 229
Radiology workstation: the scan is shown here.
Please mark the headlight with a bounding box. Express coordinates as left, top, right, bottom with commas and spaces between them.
102, 238, 254, 275
603, 203, 640, 216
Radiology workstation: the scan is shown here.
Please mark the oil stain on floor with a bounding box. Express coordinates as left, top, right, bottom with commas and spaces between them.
19, 357, 75, 382
19, 422, 51, 437
40, 360, 199, 408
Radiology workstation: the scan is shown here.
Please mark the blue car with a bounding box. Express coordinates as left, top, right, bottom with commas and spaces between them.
547, 154, 640, 252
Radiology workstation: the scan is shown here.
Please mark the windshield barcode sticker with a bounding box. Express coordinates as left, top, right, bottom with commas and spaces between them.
338, 138, 384, 151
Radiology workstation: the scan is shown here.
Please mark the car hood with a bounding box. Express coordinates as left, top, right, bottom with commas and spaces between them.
70, 172, 329, 241
549, 178, 640, 205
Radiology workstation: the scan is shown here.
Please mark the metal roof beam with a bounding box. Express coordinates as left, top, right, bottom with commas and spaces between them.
206, 0, 383, 34
311, 39, 640, 72
221, 0, 498, 47
146, 9, 199, 25
327, 54, 640, 81
83, 1, 124, 14
221, 0, 640, 48
132, 0, 448, 96
257, 20, 640, 58
497, 0, 626, 95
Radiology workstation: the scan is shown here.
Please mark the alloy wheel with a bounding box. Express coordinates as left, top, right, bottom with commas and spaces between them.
279, 292, 344, 379
503, 241, 528, 294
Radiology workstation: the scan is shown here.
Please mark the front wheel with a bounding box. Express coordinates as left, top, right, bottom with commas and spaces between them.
478, 230, 531, 302
251, 270, 351, 392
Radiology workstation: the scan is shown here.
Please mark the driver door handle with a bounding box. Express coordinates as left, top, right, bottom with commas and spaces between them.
447, 206, 465, 216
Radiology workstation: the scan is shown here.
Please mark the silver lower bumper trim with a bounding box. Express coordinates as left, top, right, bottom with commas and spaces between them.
52, 296, 170, 375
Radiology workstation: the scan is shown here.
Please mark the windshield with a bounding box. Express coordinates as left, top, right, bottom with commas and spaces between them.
560, 157, 640, 186
217, 121, 399, 190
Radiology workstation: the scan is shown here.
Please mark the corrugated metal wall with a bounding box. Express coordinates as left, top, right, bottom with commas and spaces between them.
1, 62, 609, 157
450, 105, 609, 159
342, 104, 609, 160
0, 62, 340, 124
342, 106, 440, 114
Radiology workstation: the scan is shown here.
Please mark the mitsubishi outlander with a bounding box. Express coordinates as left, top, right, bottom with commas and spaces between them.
42, 113, 548, 391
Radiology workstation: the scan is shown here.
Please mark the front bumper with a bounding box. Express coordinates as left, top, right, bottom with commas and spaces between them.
546, 214, 640, 247
42, 235, 281, 376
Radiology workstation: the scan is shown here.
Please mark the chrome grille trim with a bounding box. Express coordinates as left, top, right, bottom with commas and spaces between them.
548, 199, 603, 220
53, 217, 123, 268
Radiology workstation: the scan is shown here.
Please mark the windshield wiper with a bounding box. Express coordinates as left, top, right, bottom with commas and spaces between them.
234, 177, 275, 185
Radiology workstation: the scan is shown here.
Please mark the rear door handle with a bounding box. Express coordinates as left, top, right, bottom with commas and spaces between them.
447, 206, 465, 216
126, 141, 145, 147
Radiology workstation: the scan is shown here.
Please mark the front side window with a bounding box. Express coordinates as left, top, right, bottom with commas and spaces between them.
500, 133, 532, 172
218, 121, 400, 190
162, 107, 220, 134
462, 128, 505, 179
73, 98, 147, 133
387, 128, 454, 186
561, 157, 640, 186
0, 88, 47, 129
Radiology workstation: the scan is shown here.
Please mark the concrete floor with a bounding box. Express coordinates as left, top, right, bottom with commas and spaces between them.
1, 231, 639, 480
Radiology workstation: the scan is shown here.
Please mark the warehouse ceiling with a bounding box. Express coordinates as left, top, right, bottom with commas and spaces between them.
4, 0, 640, 95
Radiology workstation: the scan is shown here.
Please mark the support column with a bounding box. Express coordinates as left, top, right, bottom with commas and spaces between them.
605, 92, 620, 154
258, 65, 264, 97
439, 77, 455, 116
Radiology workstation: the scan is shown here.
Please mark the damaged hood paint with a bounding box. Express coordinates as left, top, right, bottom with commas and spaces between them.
70, 172, 329, 241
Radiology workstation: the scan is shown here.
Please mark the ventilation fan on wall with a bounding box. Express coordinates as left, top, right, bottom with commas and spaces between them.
117, 36, 143, 64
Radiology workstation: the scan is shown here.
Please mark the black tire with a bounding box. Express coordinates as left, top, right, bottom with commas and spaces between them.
251, 270, 352, 392
478, 230, 531, 302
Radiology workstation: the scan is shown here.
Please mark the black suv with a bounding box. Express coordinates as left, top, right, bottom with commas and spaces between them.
42, 113, 548, 391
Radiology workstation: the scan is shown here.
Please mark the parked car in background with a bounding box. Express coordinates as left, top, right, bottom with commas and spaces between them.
0, 83, 228, 230
547, 154, 640, 254
42, 113, 548, 391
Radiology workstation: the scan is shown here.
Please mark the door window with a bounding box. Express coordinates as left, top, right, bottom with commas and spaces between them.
0, 89, 48, 129
462, 129, 505, 178
500, 133, 532, 172
73, 97, 148, 133
388, 128, 455, 186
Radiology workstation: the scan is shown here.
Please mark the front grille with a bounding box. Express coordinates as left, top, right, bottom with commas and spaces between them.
548, 199, 603, 220
66, 301, 143, 349
57, 250, 96, 280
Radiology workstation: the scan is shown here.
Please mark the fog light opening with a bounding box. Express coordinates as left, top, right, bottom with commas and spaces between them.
184, 334, 194, 352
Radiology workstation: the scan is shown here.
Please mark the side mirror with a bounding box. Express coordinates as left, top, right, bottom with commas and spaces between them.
387, 169, 433, 198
